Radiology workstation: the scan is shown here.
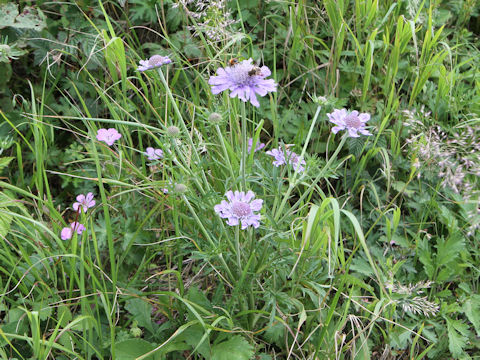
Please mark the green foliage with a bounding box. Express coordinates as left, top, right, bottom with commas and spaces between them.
0, 0, 478, 359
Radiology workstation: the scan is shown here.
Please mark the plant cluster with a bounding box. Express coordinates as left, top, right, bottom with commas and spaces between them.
0, 0, 479, 359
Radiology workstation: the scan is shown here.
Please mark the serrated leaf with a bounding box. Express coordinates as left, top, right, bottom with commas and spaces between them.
436, 232, 464, 267
211, 336, 254, 360
447, 318, 468, 357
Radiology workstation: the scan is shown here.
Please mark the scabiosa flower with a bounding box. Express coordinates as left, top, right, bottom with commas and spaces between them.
73, 192, 96, 213
96, 128, 122, 146
266, 147, 306, 173
145, 147, 163, 161
214, 190, 263, 229
137, 55, 172, 72
208, 58, 277, 107
327, 109, 372, 137
248, 138, 265, 153
61, 222, 86, 240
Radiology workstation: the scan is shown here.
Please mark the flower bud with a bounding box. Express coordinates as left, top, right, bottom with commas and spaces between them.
208, 112, 222, 124
174, 183, 187, 193
167, 125, 180, 137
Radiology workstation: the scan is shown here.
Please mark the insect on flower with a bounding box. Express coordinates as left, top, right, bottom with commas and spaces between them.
228, 58, 239, 66
247, 64, 263, 77
208, 58, 277, 107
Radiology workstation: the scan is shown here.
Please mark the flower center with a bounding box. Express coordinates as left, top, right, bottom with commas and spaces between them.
232, 201, 251, 217
230, 63, 255, 85
149, 55, 165, 66
344, 114, 362, 129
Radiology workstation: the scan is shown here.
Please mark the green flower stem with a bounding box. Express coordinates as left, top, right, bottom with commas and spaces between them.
235, 226, 242, 275
240, 101, 247, 190
215, 124, 236, 183
157, 68, 209, 189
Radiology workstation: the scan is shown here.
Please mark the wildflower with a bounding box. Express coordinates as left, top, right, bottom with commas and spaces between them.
61, 222, 86, 240
73, 192, 96, 213
96, 128, 122, 146
208, 58, 277, 107
214, 190, 263, 229
137, 55, 171, 72
327, 109, 372, 137
266, 147, 306, 173
145, 147, 163, 161
247, 138, 265, 153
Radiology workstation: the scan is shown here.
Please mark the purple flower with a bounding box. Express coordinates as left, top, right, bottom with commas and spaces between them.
145, 147, 163, 161
266, 147, 306, 173
247, 138, 265, 153
137, 55, 172, 72
96, 128, 122, 146
61, 222, 86, 240
208, 59, 277, 107
327, 109, 372, 137
73, 192, 96, 213
214, 190, 263, 229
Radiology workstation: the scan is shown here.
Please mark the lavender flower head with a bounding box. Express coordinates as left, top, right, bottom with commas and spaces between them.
61, 222, 86, 240
73, 192, 95, 213
214, 190, 263, 229
266, 147, 306, 173
96, 128, 122, 146
327, 109, 372, 138
208, 59, 277, 107
248, 138, 265, 153
137, 55, 172, 72
145, 147, 164, 161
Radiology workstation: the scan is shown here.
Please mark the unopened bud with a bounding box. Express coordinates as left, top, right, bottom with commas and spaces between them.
174, 183, 187, 193
208, 112, 222, 124
167, 125, 180, 137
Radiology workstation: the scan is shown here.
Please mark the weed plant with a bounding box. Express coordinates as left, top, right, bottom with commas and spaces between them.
0, 0, 479, 359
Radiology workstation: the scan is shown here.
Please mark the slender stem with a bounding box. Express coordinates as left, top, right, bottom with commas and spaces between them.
277, 135, 348, 224
157, 68, 209, 189
240, 101, 247, 190
215, 124, 236, 183
235, 226, 242, 275
273, 106, 322, 221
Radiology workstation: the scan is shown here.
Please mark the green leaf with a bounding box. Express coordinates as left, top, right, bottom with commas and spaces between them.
463, 296, 480, 337
0, 3, 18, 28
115, 339, 160, 360
436, 231, 464, 267
0, 157, 13, 172
211, 336, 254, 360
124, 298, 154, 334
0, 4, 46, 30
418, 238, 435, 278
446, 318, 468, 357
